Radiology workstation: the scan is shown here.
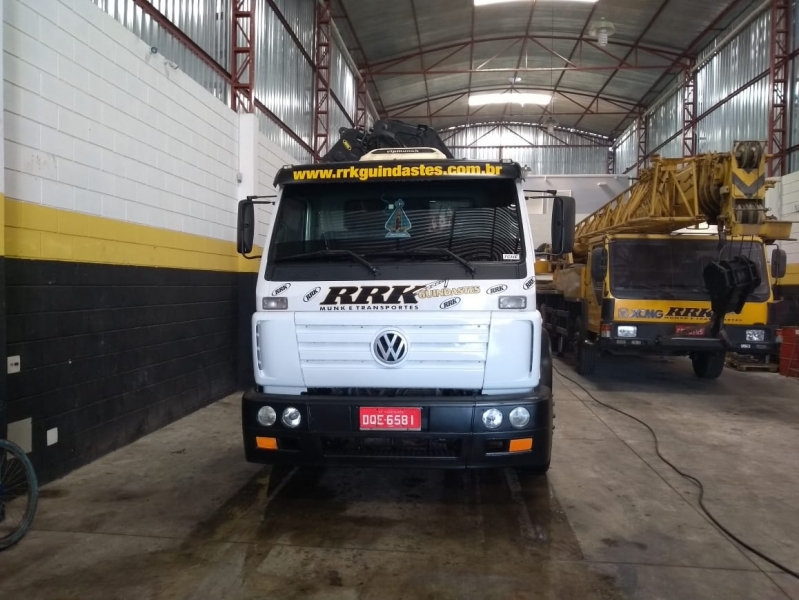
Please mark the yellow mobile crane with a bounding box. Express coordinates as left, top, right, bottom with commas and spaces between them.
538, 141, 793, 379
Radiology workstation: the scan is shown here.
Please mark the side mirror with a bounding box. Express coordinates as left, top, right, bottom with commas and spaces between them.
591, 247, 607, 282
237, 199, 255, 255
771, 248, 787, 279
551, 196, 576, 255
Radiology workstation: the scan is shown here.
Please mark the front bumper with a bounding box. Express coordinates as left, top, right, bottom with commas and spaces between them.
242, 388, 553, 469
601, 323, 776, 355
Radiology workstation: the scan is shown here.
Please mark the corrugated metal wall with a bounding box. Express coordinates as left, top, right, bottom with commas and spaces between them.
613, 7, 795, 174
613, 126, 638, 177
791, 0, 799, 173
93, 0, 231, 104
646, 89, 681, 158
696, 11, 770, 153
95, 0, 374, 163
254, 0, 314, 155
443, 124, 610, 174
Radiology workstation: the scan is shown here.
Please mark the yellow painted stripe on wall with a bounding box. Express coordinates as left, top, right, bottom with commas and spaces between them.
4, 199, 261, 273
0, 193, 5, 255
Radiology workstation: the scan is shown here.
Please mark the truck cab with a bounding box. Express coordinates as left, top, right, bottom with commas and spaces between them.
235, 149, 575, 470
541, 231, 784, 378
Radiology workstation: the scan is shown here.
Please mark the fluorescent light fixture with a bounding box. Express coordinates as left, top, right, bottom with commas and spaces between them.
468, 92, 551, 106
475, 0, 596, 5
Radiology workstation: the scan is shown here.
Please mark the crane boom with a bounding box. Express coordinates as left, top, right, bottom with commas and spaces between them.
573, 141, 792, 256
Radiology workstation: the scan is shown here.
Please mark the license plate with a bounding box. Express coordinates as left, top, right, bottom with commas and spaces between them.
359, 407, 421, 431
676, 325, 706, 337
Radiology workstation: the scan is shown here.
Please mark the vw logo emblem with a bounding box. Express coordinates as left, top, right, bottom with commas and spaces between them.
372, 330, 408, 366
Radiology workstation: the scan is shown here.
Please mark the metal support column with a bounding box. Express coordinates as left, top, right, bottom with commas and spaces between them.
768, 0, 791, 176
354, 73, 368, 129
231, 0, 255, 112
607, 148, 616, 175
637, 112, 648, 171
314, 0, 333, 161
682, 60, 697, 157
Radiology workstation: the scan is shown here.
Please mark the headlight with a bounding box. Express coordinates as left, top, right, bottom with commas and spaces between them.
617, 325, 637, 338
263, 297, 288, 310
745, 329, 765, 342
509, 407, 530, 429
498, 296, 527, 309
281, 407, 302, 428
482, 408, 503, 429
257, 406, 277, 426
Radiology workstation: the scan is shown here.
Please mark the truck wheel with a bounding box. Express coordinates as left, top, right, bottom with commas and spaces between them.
691, 352, 725, 379
573, 317, 598, 376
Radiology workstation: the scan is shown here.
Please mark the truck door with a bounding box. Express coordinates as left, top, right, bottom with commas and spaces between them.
586, 246, 606, 335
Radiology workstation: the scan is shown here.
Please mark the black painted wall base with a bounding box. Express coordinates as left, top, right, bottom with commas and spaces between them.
4, 259, 253, 484
0, 256, 6, 439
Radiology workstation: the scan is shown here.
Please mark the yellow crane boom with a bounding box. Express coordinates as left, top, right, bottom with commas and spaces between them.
573, 141, 793, 256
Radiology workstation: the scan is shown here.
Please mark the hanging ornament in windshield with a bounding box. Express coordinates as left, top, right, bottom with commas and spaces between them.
385, 199, 412, 238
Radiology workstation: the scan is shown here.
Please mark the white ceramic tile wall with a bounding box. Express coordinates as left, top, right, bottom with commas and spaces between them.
3, 0, 297, 243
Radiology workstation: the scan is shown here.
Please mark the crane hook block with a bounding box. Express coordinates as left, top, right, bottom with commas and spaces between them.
703, 256, 761, 336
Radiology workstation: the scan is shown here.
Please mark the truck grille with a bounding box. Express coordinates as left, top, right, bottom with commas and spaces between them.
321, 436, 461, 459
294, 313, 491, 389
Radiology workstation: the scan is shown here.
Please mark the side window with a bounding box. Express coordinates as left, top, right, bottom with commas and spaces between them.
274, 198, 307, 244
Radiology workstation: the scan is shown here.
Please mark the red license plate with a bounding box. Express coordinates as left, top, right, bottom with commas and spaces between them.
676, 325, 706, 337
359, 407, 422, 431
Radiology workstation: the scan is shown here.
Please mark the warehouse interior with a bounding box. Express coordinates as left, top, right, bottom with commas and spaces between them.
1, 0, 799, 598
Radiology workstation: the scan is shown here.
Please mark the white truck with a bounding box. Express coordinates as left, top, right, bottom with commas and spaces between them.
236, 147, 575, 471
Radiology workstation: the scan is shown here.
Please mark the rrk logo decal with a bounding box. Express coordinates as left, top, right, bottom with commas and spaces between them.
487, 284, 508, 295
523, 277, 535, 290
303, 287, 321, 302
319, 285, 425, 311
272, 283, 291, 296
440, 297, 461, 310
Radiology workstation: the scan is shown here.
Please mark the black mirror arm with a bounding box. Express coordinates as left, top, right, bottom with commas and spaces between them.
245, 195, 276, 204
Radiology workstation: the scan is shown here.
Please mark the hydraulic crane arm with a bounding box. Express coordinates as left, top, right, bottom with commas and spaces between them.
573, 141, 792, 257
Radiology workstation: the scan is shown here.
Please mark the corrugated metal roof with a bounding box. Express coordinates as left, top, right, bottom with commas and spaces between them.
333, 0, 753, 138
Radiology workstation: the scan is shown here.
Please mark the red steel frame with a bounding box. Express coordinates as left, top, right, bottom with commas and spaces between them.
313, 0, 333, 161
354, 75, 369, 129
682, 59, 697, 157
231, 0, 255, 113
637, 111, 648, 172
768, 0, 791, 176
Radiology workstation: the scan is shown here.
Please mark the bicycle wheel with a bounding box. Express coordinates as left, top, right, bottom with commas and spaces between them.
0, 439, 39, 550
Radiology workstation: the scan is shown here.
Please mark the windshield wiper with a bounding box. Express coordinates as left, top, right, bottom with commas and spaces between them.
275, 249, 379, 275
367, 248, 476, 275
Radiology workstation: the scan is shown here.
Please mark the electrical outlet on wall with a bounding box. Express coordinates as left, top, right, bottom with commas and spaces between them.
7, 356, 21, 374
47, 428, 59, 447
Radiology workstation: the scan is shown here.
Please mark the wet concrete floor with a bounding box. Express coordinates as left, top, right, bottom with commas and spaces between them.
1, 356, 798, 599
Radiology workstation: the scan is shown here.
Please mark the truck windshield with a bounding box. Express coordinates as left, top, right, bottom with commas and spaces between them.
609, 239, 770, 302
267, 178, 524, 281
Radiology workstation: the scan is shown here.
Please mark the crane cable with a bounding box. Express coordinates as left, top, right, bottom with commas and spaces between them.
552, 363, 799, 581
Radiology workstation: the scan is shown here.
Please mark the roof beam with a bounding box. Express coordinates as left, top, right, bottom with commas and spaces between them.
368, 34, 684, 74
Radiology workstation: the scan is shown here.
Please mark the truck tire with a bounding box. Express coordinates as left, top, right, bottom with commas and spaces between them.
691, 352, 725, 379
574, 317, 598, 376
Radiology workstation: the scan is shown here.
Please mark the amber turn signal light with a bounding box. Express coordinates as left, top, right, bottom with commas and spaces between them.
256, 436, 278, 450
509, 438, 533, 453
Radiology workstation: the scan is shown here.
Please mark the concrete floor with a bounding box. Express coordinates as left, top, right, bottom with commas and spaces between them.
1, 356, 799, 600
